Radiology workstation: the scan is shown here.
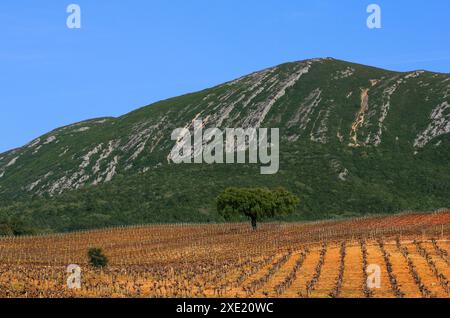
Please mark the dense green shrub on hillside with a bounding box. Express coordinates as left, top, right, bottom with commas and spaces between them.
0, 218, 36, 236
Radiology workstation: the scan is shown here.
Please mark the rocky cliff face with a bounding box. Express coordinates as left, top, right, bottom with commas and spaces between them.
1, 58, 449, 231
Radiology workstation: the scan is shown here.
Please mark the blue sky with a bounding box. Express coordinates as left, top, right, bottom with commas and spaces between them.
1, 0, 449, 152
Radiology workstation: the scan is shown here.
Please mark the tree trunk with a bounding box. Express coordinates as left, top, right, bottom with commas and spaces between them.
251, 217, 257, 231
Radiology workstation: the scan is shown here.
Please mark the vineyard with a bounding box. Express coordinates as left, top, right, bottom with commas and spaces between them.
0, 211, 449, 298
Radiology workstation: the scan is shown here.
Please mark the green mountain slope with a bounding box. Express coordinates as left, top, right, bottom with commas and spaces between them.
1, 58, 450, 233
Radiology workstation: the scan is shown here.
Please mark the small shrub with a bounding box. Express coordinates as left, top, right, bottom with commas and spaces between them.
88, 248, 108, 268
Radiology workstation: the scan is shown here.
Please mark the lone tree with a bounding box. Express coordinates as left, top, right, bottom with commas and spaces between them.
88, 248, 109, 268
217, 187, 300, 230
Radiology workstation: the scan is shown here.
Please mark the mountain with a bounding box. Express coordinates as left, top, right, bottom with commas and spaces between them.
1, 58, 450, 233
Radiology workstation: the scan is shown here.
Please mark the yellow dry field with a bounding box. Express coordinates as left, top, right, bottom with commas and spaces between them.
0, 212, 449, 298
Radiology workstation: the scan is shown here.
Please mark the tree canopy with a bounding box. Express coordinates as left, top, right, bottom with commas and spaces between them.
217, 187, 300, 230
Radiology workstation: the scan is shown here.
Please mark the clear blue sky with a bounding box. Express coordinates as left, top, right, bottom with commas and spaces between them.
1, 0, 449, 153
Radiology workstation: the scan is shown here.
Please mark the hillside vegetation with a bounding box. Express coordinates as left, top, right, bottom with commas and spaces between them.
0, 58, 449, 232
